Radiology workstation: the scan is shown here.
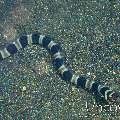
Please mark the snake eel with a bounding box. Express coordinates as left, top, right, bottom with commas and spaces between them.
0, 32, 119, 104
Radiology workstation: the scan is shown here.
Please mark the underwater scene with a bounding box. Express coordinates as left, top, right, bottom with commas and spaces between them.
0, 0, 120, 119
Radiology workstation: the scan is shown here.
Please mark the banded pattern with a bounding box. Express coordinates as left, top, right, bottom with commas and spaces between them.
0, 32, 119, 103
